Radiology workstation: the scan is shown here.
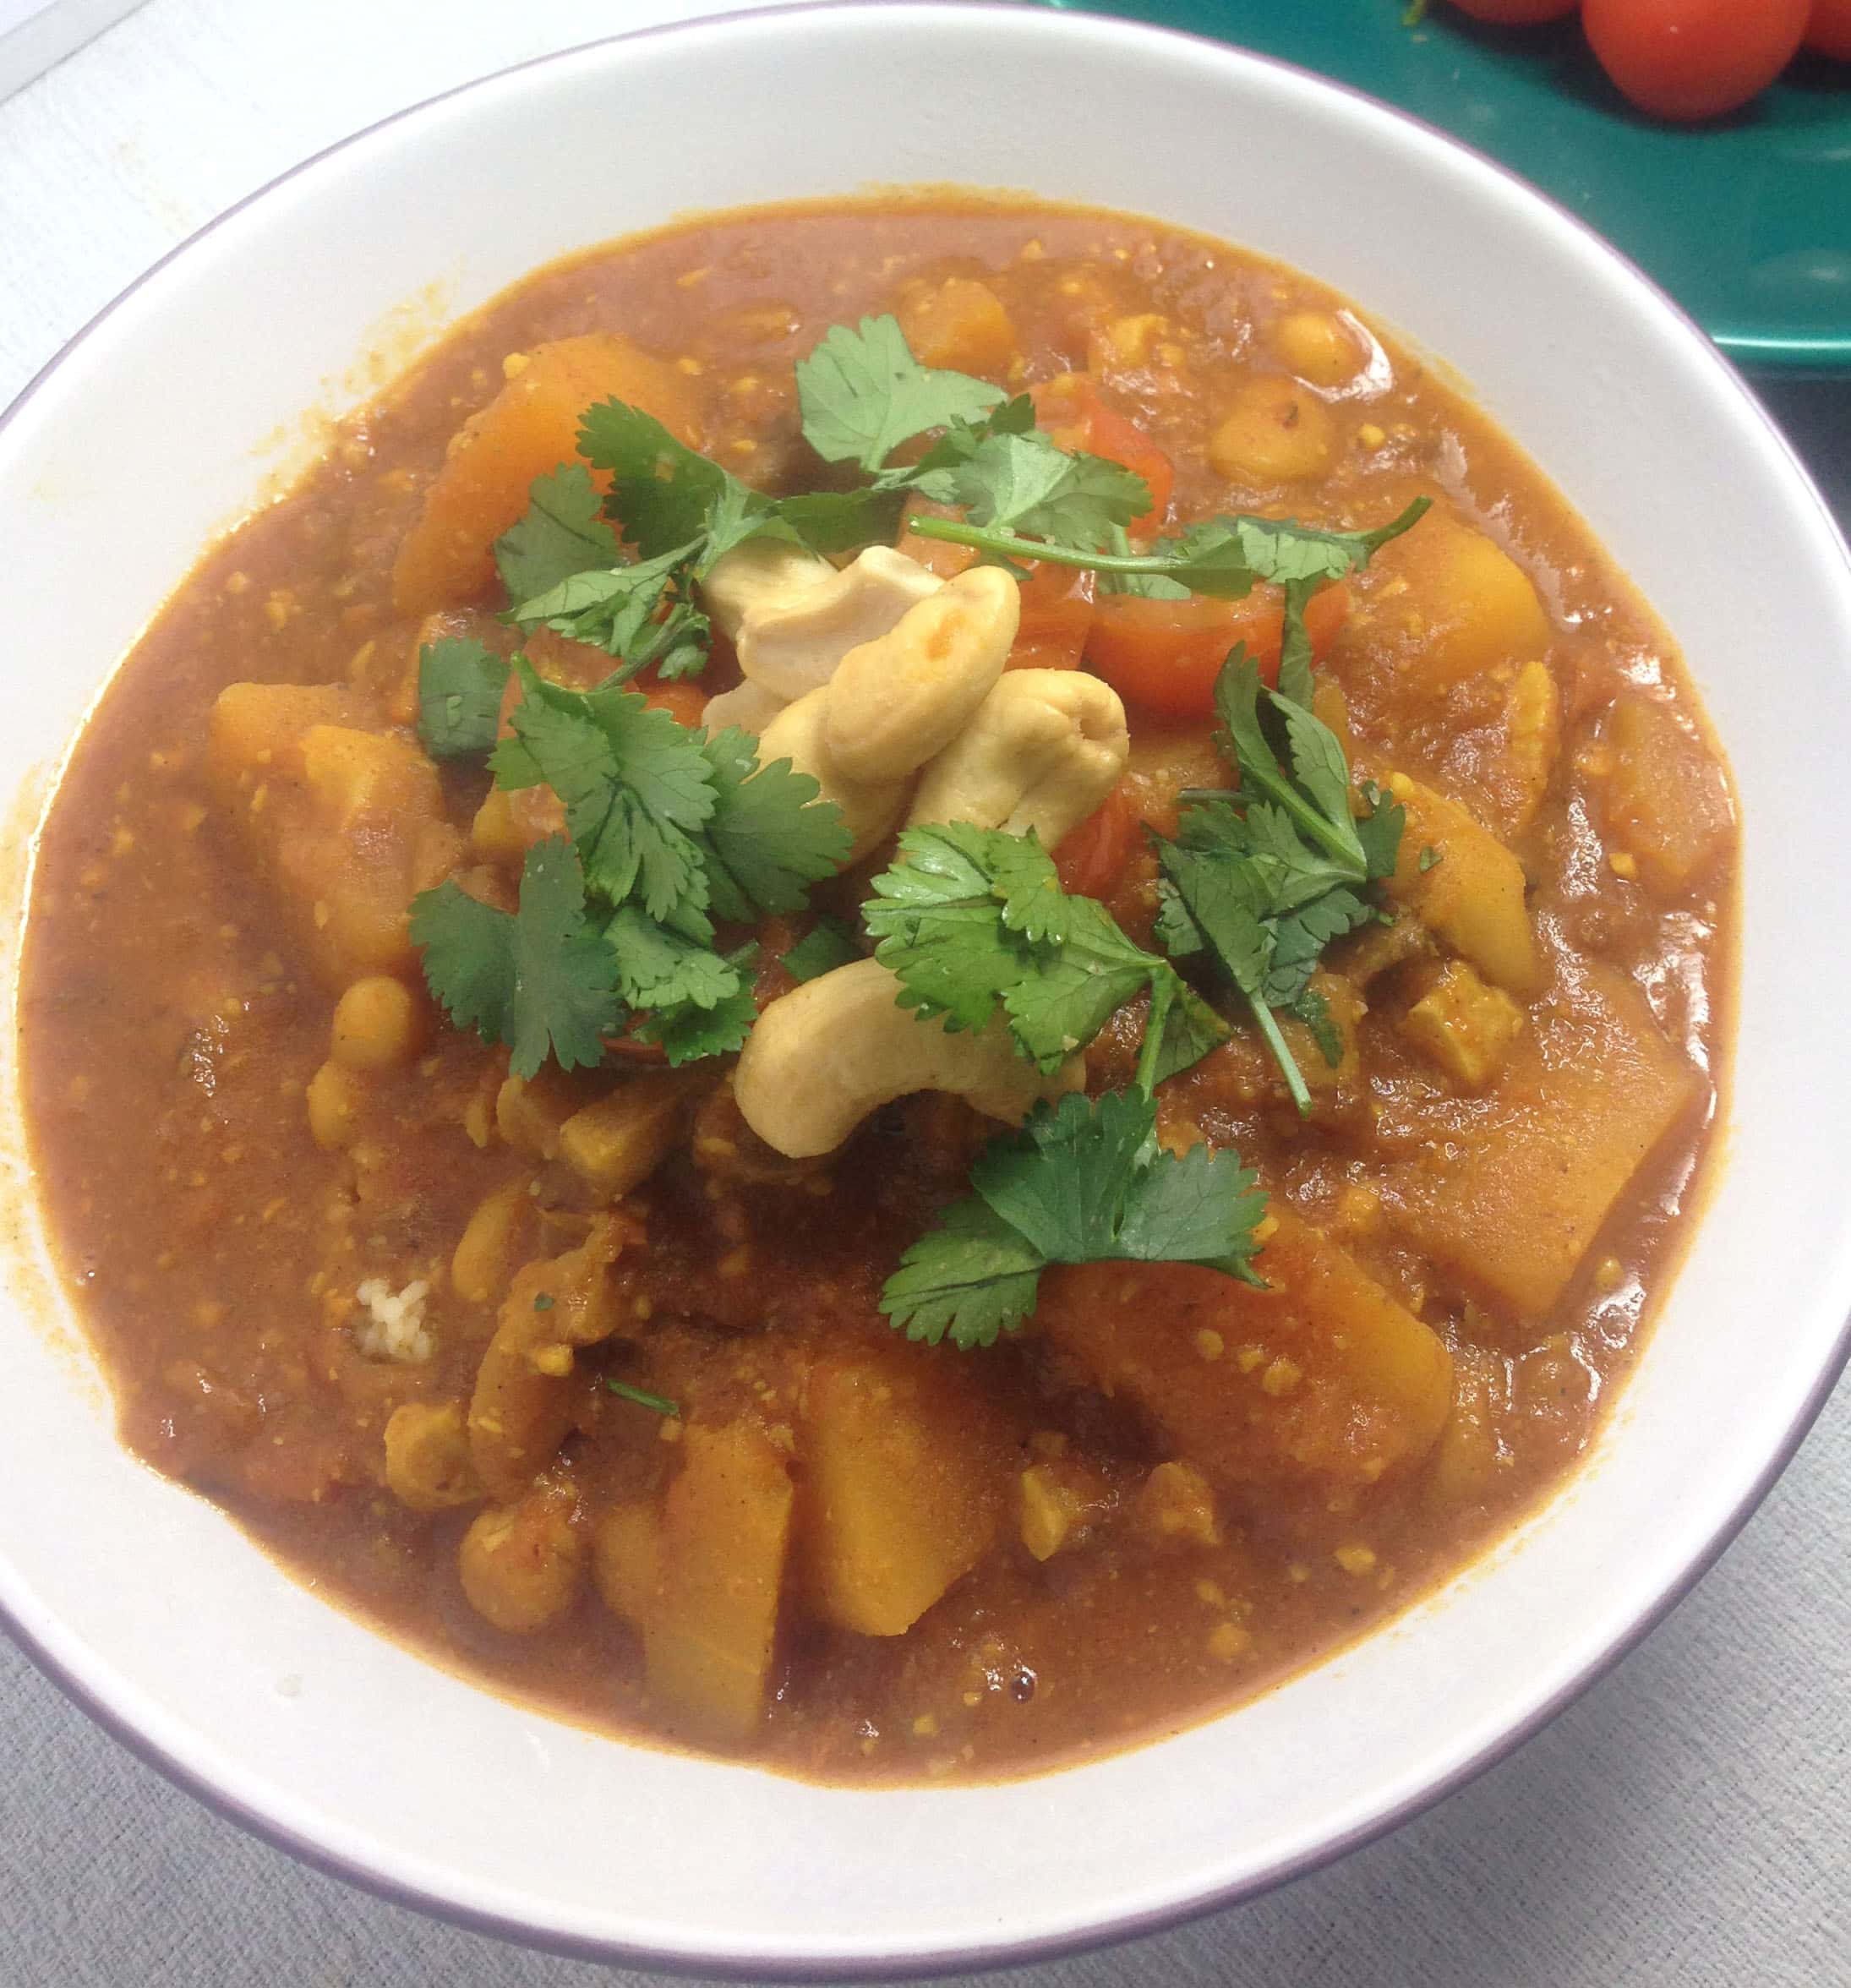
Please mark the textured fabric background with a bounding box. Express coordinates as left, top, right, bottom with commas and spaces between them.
4, 5, 1848, 1982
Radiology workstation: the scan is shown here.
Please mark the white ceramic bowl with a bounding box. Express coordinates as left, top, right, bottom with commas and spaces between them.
4, 3, 1850, 1974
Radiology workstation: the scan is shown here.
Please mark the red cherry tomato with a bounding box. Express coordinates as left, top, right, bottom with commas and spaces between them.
1084, 581, 1350, 722
1054, 782, 1140, 898
1582, 0, 1809, 119
1444, 0, 1579, 24
1029, 374, 1175, 529
1805, 0, 1851, 59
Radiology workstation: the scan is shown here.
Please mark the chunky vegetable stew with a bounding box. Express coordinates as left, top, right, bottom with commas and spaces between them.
19, 197, 1735, 1782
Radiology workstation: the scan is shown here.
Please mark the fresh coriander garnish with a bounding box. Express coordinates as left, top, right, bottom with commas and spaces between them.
605, 1378, 680, 1417
492, 462, 623, 601
879, 1088, 1267, 1349
412, 669, 848, 1072
862, 821, 1228, 1097
909, 500, 1429, 685
1149, 650, 1403, 1114
410, 835, 620, 1078
532, 1292, 555, 1313
779, 916, 863, 984
794, 315, 1005, 472
417, 636, 509, 760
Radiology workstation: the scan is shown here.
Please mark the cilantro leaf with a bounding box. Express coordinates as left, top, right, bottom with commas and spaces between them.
506, 545, 712, 682
695, 727, 854, 922
795, 314, 1005, 472
1149, 651, 1403, 1113
779, 916, 862, 983
880, 1090, 1268, 1349
492, 661, 717, 923
493, 463, 622, 602
417, 636, 508, 759
410, 837, 619, 1079
863, 823, 1225, 1091
604, 903, 742, 1013
920, 429, 1149, 549
631, 948, 760, 1066
579, 399, 755, 560
879, 1196, 1047, 1351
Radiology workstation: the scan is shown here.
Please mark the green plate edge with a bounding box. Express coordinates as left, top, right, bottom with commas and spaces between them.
1040, 0, 1851, 374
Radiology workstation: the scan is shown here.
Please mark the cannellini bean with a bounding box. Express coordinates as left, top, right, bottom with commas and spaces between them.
907, 669, 1128, 849
733, 956, 1082, 1158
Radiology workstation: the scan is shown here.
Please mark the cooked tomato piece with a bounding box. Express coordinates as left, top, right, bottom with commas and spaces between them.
1084, 581, 1350, 720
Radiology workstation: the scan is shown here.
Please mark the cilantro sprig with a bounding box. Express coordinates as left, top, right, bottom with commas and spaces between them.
412, 667, 849, 1074
418, 636, 509, 759
880, 1088, 1267, 1349
863, 822, 1228, 1097
1150, 651, 1403, 1114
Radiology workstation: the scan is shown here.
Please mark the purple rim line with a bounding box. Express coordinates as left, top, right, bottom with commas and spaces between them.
3, 2, 1851, 1979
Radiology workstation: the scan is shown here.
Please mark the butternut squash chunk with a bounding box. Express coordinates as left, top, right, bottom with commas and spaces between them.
1366, 509, 1549, 696
1384, 772, 1540, 996
207, 686, 460, 986
1039, 1210, 1454, 1489
798, 1341, 1007, 1636
645, 1423, 794, 1741
1389, 960, 1698, 1315
1603, 695, 1734, 897
391, 334, 705, 615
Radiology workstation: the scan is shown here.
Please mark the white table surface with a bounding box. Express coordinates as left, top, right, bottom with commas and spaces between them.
4, 3, 1849, 1983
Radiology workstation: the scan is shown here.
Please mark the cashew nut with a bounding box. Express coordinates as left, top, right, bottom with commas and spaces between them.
700, 676, 788, 737
908, 669, 1130, 848
738, 545, 942, 702
699, 538, 835, 644
757, 687, 909, 865
825, 565, 1019, 784
733, 956, 1084, 1157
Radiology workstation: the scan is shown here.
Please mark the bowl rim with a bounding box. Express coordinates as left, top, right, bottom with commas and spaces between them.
4, 1, 1850, 1976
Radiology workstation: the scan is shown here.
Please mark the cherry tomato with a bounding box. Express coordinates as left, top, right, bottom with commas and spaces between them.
1805, 0, 1851, 58
1084, 581, 1350, 722
1029, 374, 1175, 529
1007, 562, 1096, 670
637, 676, 707, 728
1582, 0, 1808, 119
1054, 782, 1140, 898
1444, 0, 1579, 24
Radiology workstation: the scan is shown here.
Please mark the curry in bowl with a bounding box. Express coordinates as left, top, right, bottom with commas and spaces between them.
19, 196, 1734, 1782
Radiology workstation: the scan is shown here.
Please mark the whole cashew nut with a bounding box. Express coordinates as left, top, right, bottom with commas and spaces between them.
699, 539, 835, 644
700, 677, 788, 737
824, 565, 1018, 784
907, 669, 1130, 849
732, 956, 1084, 1158
756, 688, 909, 865
737, 546, 942, 702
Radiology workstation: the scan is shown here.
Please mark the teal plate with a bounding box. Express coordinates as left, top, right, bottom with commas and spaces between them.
1041, 0, 1851, 373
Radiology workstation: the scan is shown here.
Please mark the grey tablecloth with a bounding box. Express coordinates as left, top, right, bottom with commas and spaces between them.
4, 5, 1848, 1982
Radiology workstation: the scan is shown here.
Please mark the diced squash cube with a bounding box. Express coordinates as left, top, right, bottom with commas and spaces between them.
643, 1423, 794, 1741
1390, 961, 1698, 1314
896, 276, 1018, 377
1039, 1210, 1455, 1488
1501, 658, 1562, 833
593, 1498, 664, 1629
798, 1341, 1007, 1635
391, 333, 705, 615
450, 1179, 534, 1307
1603, 695, 1734, 896
1135, 1460, 1221, 1547
494, 1066, 604, 1160
557, 1072, 696, 1199
1016, 1457, 1110, 1562
207, 687, 461, 986
1384, 772, 1540, 996
1399, 959, 1526, 1090
1367, 509, 1550, 695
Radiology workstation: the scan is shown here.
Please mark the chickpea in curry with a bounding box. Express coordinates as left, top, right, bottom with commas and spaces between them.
19, 197, 1736, 1782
